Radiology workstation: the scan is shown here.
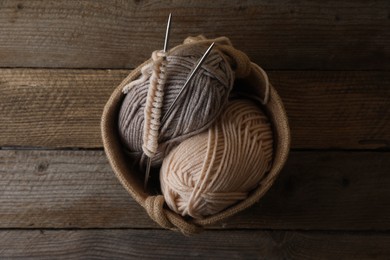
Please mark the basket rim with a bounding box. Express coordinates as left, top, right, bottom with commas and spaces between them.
101, 45, 290, 231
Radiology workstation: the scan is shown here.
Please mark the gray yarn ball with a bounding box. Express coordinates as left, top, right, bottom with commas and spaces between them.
118, 43, 234, 167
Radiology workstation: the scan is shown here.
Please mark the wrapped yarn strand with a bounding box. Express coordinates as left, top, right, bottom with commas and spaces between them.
160, 99, 273, 219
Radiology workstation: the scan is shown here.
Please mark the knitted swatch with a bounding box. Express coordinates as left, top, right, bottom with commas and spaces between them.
118, 43, 234, 167
160, 99, 274, 219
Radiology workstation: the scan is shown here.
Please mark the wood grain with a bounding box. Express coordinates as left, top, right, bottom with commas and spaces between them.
0, 150, 389, 230
0, 69, 128, 148
0, 229, 389, 259
0, 0, 388, 69
273, 71, 390, 149
0, 69, 388, 149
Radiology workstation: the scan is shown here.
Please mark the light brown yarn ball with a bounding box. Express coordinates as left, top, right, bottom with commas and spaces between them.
160, 99, 274, 219
118, 43, 234, 167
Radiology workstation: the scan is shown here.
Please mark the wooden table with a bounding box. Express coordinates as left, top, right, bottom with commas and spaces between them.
0, 1, 389, 258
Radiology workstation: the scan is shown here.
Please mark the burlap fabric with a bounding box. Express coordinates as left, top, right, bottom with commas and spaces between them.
101, 36, 290, 235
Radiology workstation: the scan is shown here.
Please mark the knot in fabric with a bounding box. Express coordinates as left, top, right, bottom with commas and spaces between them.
144, 195, 203, 235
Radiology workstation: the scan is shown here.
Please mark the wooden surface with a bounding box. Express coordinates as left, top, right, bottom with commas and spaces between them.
0, 0, 389, 258
1, 230, 390, 259
1, 69, 388, 149
0, 150, 389, 230
0, 0, 388, 70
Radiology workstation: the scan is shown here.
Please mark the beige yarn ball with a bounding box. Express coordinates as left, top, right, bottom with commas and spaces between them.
160, 99, 274, 219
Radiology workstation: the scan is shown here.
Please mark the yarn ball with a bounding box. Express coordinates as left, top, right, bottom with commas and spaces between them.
160, 99, 274, 219
118, 43, 234, 167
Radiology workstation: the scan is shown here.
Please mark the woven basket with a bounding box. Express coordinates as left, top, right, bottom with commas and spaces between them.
101, 36, 290, 235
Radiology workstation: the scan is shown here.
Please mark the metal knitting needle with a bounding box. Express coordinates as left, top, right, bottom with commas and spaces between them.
164, 13, 172, 52
144, 42, 215, 185
161, 42, 215, 125
144, 13, 172, 189
144, 42, 215, 189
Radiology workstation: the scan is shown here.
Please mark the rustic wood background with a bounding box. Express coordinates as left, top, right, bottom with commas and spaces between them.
0, 0, 389, 258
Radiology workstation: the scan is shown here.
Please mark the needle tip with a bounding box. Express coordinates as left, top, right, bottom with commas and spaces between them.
164, 13, 172, 52
209, 42, 215, 50
144, 158, 152, 190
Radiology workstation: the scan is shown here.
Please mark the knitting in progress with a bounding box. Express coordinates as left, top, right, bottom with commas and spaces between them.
118, 42, 234, 167
160, 99, 273, 218
118, 37, 274, 219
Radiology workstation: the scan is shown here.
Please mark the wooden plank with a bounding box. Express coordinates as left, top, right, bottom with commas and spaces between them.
0, 150, 389, 230
273, 71, 390, 149
0, 229, 389, 259
0, 69, 128, 148
0, 69, 388, 149
0, 0, 388, 70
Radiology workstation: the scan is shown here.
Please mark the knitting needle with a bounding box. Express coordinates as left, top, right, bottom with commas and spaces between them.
144, 42, 215, 190
160, 42, 215, 125
164, 13, 172, 52
143, 41, 215, 189
144, 13, 172, 189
